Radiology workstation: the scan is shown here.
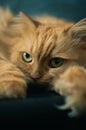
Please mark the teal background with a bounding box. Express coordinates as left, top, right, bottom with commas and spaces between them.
0, 0, 86, 21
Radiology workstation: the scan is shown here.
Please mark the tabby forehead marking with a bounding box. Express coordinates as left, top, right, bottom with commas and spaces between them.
30, 26, 58, 61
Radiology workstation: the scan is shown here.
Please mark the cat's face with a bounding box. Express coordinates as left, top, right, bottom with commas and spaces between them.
8, 25, 67, 85
1, 13, 86, 87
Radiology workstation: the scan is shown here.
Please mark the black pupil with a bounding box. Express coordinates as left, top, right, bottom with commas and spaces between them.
54, 58, 61, 64
25, 53, 30, 58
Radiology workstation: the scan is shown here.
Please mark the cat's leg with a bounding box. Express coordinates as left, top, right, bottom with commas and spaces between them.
0, 58, 27, 98
54, 66, 86, 117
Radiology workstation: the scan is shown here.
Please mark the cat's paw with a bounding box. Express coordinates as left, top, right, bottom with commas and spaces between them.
0, 80, 27, 98
54, 66, 86, 117
0, 64, 27, 98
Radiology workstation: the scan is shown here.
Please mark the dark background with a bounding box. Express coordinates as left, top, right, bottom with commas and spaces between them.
0, 0, 86, 128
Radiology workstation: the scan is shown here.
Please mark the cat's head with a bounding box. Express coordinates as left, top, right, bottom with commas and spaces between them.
0, 13, 86, 87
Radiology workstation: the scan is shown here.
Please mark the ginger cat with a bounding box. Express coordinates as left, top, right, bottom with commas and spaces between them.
0, 7, 86, 117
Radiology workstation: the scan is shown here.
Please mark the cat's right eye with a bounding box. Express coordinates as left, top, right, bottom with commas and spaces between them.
22, 52, 32, 63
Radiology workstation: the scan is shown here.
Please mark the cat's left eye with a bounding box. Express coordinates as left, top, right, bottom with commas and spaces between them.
48, 57, 64, 68
22, 52, 32, 63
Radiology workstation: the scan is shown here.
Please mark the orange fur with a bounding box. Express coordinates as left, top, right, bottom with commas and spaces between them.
0, 7, 86, 116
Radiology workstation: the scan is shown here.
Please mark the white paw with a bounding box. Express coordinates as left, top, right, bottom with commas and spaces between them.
53, 66, 86, 117
54, 79, 86, 117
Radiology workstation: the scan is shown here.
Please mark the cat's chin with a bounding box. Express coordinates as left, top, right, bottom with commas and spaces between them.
28, 78, 48, 85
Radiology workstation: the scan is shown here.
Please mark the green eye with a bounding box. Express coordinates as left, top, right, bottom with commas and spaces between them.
48, 57, 64, 68
22, 52, 32, 63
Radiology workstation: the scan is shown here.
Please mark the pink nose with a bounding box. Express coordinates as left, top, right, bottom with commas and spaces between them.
30, 74, 41, 81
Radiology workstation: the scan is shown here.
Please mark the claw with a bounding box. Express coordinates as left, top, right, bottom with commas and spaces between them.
55, 103, 71, 110
56, 105, 68, 110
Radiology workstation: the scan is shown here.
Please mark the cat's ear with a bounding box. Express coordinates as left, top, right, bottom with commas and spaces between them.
8, 12, 40, 31
19, 12, 40, 28
69, 18, 86, 48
